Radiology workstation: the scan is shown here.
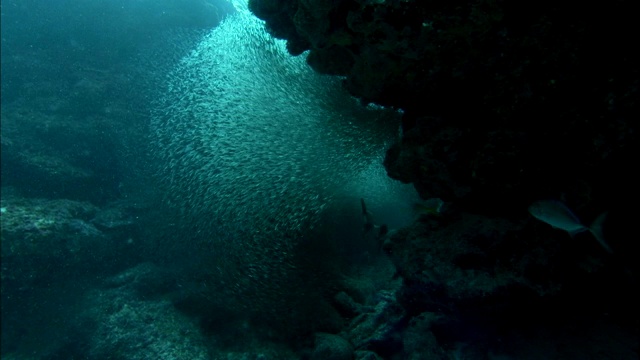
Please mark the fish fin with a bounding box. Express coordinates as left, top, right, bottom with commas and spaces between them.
589, 212, 613, 253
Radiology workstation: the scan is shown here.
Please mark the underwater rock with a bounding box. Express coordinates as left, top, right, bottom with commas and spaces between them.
354, 350, 383, 360
0, 106, 122, 203
102, 262, 178, 299
341, 289, 405, 354
0, 195, 104, 259
85, 273, 209, 360
333, 291, 363, 318
401, 312, 446, 359
310, 333, 353, 360
0, 192, 147, 300
248, 0, 638, 219
91, 198, 150, 245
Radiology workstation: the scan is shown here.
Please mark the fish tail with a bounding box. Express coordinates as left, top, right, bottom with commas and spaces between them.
588, 212, 614, 253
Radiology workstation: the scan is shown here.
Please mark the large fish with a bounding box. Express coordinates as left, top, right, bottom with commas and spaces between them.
528, 200, 613, 253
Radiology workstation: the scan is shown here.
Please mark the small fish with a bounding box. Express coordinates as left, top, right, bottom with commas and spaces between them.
528, 200, 613, 253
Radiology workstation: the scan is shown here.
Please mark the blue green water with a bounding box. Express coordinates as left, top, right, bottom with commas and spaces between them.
1, 1, 418, 358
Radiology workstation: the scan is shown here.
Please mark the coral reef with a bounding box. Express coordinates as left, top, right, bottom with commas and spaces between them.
247, 0, 638, 211
242, 0, 638, 357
